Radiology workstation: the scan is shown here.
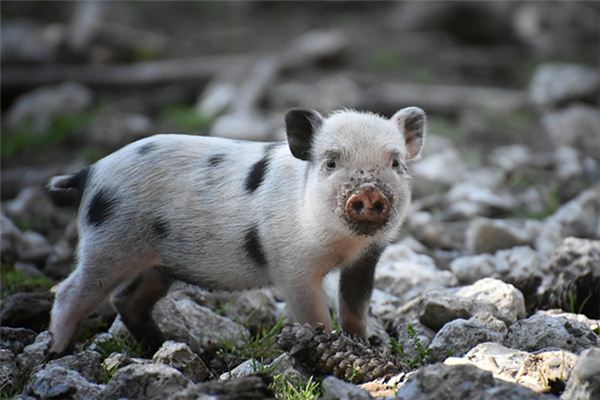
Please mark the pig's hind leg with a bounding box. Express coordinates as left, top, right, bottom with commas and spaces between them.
49, 246, 161, 355
112, 267, 172, 355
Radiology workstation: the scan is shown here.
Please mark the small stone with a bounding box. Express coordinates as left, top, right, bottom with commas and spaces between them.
153, 295, 250, 352
170, 375, 273, 399
428, 315, 505, 362
26, 365, 104, 400
16, 331, 52, 378
395, 363, 547, 400
16, 231, 54, 264
419, 292, 499, 331
562, 347, 600, 400
102, 352, 149, 373
445, 342, 577, 393
375, 242, 457, 302
46, 350, 104, 384
152, 341, 208, 383
529, 63, 600, 108
449, 254, 497, 284
0, 349, 18, 396
321, 375, 373, 400
99, 363, 190, 400
505, 311, 598, 353
456, 278, 527, 325
0, 292, 53, 332
219, 358, 261, 381
543, 104, 600, 160
465, 218, 532, 254
0, 327, 37, 354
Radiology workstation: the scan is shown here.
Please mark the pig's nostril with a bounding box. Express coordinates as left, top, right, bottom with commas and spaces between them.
373, 202, 385, 214
353, 201, 364, 213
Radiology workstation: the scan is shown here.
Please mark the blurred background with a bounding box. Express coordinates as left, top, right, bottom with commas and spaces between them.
1, 1, 599, 328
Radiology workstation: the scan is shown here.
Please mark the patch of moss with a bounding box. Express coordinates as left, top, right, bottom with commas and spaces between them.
220, 318, 285, 362
0, 264, 54, 296
94, 334, 142, 358
270, 374, 321, 400
1, 112, 92, 158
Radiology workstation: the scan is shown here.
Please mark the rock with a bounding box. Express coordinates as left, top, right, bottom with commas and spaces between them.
102, 352, 150, 373
395, 363, 548, 400
535, 237, 600, 319
15, 331, 52, 379
407, 212, 468, 250
1, 20, 64, 63
449, 254, 497, 284
445, 342, 577, 394
170, 375, 274, 400
428, 314, 506, 362
89, 108, 153, 147
4, 187, 67, 234
411, 147, 468, 194
392, 318, 436, 362
562, 347, 600, 400
265, 353, 308, 385
543, 104, 600, 160
359, 373, 405, 398
529, 63, 600, 108
153, 294, 250, 353
465, 218, 533, 254
1, 211, 22, 263
369, 289, 402, 320
15, 231, 54, 264
375, 242, 458, 302
419, 292, 499, 331
152, 341, 209, 383
0, 327, 37, 354
553, 146, 583, 180
6, 82, 93, 132
456, 278, 527, 325
99, 363, 190, 400
26, 365, 104, 400
322, 375, 373, 400
46, 350, 104, 384
0, 292, 53, 331
446, 182, 517, 218
490, 144, 533, 172
539, 310, 600, 333
0, 349, 18, 396
219, 359, 261, 381
505, 311, 598, 353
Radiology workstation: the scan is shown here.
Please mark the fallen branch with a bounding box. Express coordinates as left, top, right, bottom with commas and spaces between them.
356, 82, 527, 115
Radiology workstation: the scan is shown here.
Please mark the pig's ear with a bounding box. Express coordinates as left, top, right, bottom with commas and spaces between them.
391, 107, 427, 160
285, 109, 323, 161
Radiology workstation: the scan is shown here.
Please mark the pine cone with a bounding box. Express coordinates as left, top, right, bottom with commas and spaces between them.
277, 324, 405, 383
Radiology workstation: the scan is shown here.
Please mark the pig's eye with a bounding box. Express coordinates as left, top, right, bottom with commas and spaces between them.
392, 159, 400, 168
326, 159, 337, 169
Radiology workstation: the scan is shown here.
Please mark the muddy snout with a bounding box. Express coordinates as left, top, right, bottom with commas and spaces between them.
345, 184, 391, 226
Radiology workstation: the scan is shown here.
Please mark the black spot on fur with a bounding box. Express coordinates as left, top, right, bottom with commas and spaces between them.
208, 153, 226, 167
404, 112, 425, 137
244, 143, 281, 193
87, 189, 118, 226
74, 167, 90, 192
138, 142, 157, 155
152, 218, 170, 239
244, 226, 267, 267
339, 245, 383, 315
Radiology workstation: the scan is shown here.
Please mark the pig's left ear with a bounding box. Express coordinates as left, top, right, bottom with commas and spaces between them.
285, 109, 323, 161
391, 107, 427, 160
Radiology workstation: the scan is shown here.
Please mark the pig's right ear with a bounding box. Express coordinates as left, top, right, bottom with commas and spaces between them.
285, 109, 323, 161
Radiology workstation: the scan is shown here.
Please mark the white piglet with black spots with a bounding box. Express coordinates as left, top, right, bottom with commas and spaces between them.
47, 107, 427, 355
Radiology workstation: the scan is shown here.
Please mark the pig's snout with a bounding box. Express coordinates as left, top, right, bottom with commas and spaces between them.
345, 184, 390, 226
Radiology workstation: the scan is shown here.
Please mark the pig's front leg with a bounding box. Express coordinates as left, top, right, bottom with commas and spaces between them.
279, 270, 332, 331
338, 246, 383, 339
